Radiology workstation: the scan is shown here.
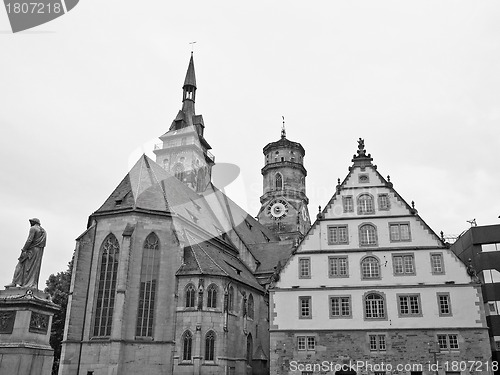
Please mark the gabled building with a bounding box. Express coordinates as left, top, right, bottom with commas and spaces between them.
58, 55, 295, 375
269, 139, 492, 375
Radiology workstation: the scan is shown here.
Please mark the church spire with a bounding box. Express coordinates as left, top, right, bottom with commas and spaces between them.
182, 53, 197, 114
281, 116, 286, 139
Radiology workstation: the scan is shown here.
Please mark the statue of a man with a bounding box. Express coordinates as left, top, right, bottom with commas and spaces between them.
5, 218, 47, 289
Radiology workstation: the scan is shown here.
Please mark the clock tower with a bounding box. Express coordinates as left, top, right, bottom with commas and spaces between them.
257, 125, 311, 240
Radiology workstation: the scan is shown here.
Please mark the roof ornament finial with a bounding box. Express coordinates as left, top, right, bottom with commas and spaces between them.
281, 116, 286, 139
189, 41, 197, 53
357, 138, 366, 157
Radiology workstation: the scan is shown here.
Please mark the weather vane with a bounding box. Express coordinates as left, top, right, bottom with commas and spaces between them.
189, 41, 197, 53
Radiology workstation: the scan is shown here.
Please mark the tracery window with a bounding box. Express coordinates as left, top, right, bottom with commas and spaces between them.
247, 294, 254, 319
93, 234, 120, 337
207, 284, 218, 309
275, 173, 283, 190
205, 331, 216, 361
136, 233, 160, 337
185, 284, 196, 308
182, 331, 193, 360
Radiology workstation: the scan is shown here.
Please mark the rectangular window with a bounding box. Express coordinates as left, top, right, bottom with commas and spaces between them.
489, 302, 497, 314
328, 226, 348, 245
298, 258, 311, 279
369, 334, 386, 351
299, 296, 312, 319
389, 223, 411, 242
495, 341, 500, 351
431, 253, 445, 274
343, 196, 354, 213
437, 293, 452, 316
437, 334, 459, 351
329, 256, 348, 278
393, 254, 415, 275
297, 336, 315, 351
398, 294, 421, 316
378, 194, 390, 210
330, 296, 351, 318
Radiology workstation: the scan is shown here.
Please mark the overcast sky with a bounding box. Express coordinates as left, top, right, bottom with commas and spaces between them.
1, 1, 499, 288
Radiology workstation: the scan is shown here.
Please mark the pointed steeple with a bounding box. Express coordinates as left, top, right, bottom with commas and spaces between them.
184, 52, 197, 89
281, 116, 286, 139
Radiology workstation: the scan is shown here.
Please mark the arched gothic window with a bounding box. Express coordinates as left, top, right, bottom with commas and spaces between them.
365, 293, 386, 319
174, 163, 185, 181
247, 294, 254, 319
182, 331, 193, 361
358, 194, 374, 214
359, 224, 378, 246
207, 284, 218, 308
205, 331, 216, 361
275, 173, 283, 190
246, 333, 253, 364
228, 286, 234, 311
136, 233, 160, 337
185, 284, 196, 308
93, 234, 120, 337
361, 256, 380, 279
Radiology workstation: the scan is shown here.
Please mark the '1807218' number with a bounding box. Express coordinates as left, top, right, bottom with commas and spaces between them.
6, 2, 62, 14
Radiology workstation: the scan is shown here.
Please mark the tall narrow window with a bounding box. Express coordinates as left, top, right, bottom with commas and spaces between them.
174, 163, 185, 181
136, 233, 160, 337
247, 294, 254, 319
275, 173, 283, 190
185, 284, 196, 308
205, 331, 215, 361
299, 296, 312, 319
247, 333, 253, 364
364, 293, 386, 319
361, 256, 380, 279
431, 253, 445, 274
437, 293, 452, 316
343, 196, 354, 213
182, 331, 193, 361
359, 224, 377, 246
228, 286, 234, 311
207, 284, 218, 309
378, 194, 390, 210
358, 194, 374, 214
298, 258, 311, 278
93, 234, 120, 337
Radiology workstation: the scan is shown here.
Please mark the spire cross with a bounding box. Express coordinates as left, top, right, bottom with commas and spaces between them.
281, 116, 286, 139
189, 41, 197, 53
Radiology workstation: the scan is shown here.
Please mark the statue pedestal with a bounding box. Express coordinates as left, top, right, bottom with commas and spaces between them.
0, 288, 60, 375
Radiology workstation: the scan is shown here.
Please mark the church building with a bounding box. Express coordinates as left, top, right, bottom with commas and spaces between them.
58, 54, 305, 375
269, 140, 492, 375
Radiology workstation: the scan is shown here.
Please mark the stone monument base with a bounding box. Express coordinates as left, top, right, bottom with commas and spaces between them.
0, 287, 60, 375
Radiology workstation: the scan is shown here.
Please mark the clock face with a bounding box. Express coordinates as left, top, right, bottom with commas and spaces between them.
266, 199, 289, 220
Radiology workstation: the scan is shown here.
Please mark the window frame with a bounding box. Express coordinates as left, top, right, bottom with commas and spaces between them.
392, 253, 416, 276
343, 196, 354, 213
205, 330, 216, 361
247, 294, 254, 320
368, 333, 387, 352
92, 234, 120, 338
364, 292, 387, 320
328, 256, 349, 278
397, 293, 422, 317
357, 193, 375, 214
327, 225, 349, 245
437, 292, 452, 316
378, 194, 390, 211
298, 257, 311, 279
361, 255, 381, 280
206, 284, 218, 309
430, 252, 445, 275
298, 296, 312, 319
297, 335, 316, 351
136, 232, 160, 338
437, 333, 459, 351
329, 295, 352, 319
185, 284, 196, 308
359, 223, 378, 247
389, 222, 412, 242
182, 330, 193, 361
